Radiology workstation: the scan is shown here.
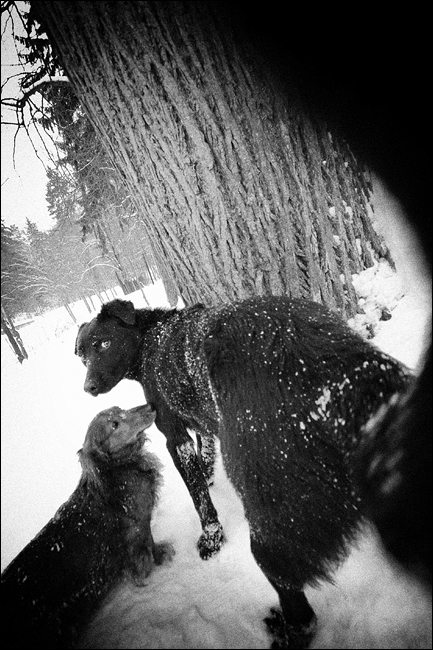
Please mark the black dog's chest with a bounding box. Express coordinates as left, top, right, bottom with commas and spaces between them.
141, 313, 217, 425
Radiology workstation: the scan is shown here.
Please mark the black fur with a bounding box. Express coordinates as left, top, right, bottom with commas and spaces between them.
203, 297, 411, 647
75, 295, 410, 646
355, 349, 432, 588
1, 404, 173, 650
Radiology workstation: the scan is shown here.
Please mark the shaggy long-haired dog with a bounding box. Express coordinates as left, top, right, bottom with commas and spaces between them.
75, 295, 410, 647
1, 404, 173, 650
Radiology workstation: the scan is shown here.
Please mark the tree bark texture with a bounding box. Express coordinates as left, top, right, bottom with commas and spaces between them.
32, 1, 390, 317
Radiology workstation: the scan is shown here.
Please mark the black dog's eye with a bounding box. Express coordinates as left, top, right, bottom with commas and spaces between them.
111, 420, 119, 431
90, 340, 110, 351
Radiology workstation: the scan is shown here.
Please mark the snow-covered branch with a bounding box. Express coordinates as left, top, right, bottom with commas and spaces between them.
13, 75, 70, 109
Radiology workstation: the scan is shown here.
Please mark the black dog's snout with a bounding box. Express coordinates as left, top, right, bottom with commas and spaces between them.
84, 380, 99, 396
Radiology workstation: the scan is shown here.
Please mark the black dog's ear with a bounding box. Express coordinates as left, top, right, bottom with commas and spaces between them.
74, 323, 87, 355
99, 299, 136, 325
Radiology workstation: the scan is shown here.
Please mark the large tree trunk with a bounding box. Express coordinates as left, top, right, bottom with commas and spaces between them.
32, 1, 390, 317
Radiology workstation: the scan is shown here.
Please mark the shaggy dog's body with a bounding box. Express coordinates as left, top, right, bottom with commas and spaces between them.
1, 404, 173, 650
75, 295, 410, 647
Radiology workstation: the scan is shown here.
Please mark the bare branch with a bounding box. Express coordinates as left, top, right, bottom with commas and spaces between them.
79, 263, 120, 282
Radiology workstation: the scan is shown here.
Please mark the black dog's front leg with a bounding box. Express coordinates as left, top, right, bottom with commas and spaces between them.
158, 411, 224, 559
196, 433, 216, 485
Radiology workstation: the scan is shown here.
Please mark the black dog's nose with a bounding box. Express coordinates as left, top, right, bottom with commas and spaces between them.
84, 381, 99, 396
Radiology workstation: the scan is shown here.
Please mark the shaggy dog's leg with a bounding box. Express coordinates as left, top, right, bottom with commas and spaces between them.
196, 434, 217, 485
127, 517, 175, 586
157, 409, 224, 559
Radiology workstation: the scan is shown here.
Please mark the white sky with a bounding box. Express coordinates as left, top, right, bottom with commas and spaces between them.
1, 4, 55, 232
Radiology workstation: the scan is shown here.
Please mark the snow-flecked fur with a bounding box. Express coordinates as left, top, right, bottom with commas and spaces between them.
75, 295, 410, 647
204, 297, 411, 646
1, 404, 173, 650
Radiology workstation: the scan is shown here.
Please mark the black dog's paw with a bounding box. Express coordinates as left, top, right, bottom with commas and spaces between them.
265, 607, 317, 649
197, 522, 225, 560
265, 607, 285, 636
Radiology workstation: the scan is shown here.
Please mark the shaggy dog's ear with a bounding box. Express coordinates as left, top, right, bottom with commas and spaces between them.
74, 323, 87, 355
99, 299, 136, 325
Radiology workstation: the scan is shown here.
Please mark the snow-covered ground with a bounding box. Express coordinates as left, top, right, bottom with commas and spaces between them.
1, 182, 431, 648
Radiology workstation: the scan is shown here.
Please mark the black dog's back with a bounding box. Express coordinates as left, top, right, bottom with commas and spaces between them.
1, 404, 172, 650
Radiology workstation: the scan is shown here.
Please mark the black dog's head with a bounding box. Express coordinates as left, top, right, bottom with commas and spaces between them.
75, 300, 142, 396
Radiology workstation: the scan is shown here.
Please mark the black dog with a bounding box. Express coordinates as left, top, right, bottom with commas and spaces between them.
75, 295, 409, 647
1, 404, 173, 650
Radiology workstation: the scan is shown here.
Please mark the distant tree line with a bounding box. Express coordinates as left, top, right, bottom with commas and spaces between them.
1, 217, 110, 319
